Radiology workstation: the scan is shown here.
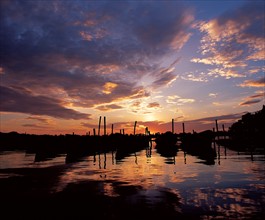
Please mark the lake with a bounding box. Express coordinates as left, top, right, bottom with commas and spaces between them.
0, 142, 264, 219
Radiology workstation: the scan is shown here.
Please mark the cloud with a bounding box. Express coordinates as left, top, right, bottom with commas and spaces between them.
240, 99, 262, 106
147, 102, 160, 108
212, 102, 222, 106
192, 1, 264, 78
249, 67, 265, 74
95, 104, 123, 111
180, 71, 209, 82
239, 90, 265, 106
26, 116, 53, 125
151, 57, 181, 89
82, 111, 246, 134
0, 86, 91, 120
239, 77, 265, 88
248, 92, 265, 99
102, 82, 118, 95
0, 0, 193, 119
166, 95, 195, 105
209, 93, 218, 98
207, 68, 245, 79
110, 112, 245, 133
183, 113, 245, 128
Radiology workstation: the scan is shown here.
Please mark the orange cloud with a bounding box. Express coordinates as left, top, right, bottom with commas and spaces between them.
79, 31, 93, 41
147, 102, 160, 108
208, 68, 245, 79
95, 104, 123, 111
239, 77, 265, 88
192, 2, 264, 79
102, 82, 118, 94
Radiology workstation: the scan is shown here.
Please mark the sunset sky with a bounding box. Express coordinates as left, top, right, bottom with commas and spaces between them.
0, 0, 264, 135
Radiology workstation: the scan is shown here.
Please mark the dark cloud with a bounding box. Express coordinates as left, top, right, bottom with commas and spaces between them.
240, 99, 262, 106
148, 112, 245, 133
239, 91, 264, 106
0, 86, 90, 119
80, 111, 245, 134
0, 0, 193, 118
152, 73, 177, 88
151, 57, 180, 89
248, 93, 264, 99
26, 116, 51, 124
186, 112, 246, 124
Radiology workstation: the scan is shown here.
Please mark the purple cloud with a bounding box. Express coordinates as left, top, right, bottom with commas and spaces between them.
0, 86, 90, 119
0, 1, 193, 118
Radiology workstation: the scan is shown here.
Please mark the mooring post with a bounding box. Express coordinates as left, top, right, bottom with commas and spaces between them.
134, 121, 137, 135
182, 122, 185, 134
111, 124, 114, 134
98, 116, 101, 136
104, 116, 106, 136
215, 119, 219, 140
172, 119, 174, 134
145, 127, 148, 135
93, 128, 96, 136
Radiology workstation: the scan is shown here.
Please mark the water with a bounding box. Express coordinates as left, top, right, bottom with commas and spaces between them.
0, 143, 264, 219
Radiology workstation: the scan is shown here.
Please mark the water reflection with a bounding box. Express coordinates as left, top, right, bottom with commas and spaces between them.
0, 143, 264, 219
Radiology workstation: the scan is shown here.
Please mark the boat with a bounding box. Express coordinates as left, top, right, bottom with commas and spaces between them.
154, 131, 178, 147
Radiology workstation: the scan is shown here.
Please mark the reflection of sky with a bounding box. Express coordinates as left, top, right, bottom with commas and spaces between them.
53, 146, 265, 217
0, 146, 264, 218
0, 151, 65, 169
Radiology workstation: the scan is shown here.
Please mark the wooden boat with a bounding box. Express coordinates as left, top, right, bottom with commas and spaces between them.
154, 131, 178, 146
154, 132, 179, 157
180, 130, 214, 150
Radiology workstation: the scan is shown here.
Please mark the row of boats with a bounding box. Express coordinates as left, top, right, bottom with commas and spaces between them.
0, 130, 217, 164
155, 130, 217, 164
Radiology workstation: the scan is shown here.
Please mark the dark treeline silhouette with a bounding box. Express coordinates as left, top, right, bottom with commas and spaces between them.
217, 105, 265, 151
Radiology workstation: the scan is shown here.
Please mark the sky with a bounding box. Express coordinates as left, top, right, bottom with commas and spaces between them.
0, 0, 264, 135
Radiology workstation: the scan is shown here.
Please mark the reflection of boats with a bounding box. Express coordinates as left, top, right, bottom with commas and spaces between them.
155, 132, 179, 158
156, 144, 178, 158
155, 131, 178, 146
180, 130, 216, 165
180, 130, 214, 149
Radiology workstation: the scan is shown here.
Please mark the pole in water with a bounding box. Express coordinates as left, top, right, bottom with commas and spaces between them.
98, 116, 102, 136
182, 122, 185, 133
215, 119, 219, 140
134, 121, 137, 135
104, 116, 106, 136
